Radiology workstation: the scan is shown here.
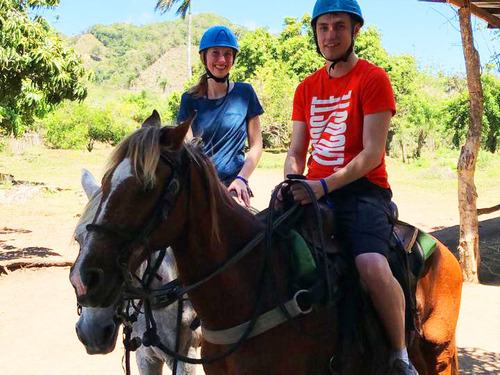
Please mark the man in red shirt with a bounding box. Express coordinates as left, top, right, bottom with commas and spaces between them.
282, 1, 418, 374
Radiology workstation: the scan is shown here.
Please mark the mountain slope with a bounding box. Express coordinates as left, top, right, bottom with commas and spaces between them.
70, 13, 244, 91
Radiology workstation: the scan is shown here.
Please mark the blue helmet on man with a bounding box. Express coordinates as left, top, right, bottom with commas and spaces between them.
311, 0, 364, 27
199, 26, 239, 54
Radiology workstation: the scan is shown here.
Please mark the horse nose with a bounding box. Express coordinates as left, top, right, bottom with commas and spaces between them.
83, 268, 105, 295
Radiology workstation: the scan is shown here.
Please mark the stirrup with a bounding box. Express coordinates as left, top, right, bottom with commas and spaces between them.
328, 356, 340, 375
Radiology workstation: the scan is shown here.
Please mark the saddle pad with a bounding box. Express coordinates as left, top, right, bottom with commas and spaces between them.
416, 230, 437, 261
277, 229, 317, 287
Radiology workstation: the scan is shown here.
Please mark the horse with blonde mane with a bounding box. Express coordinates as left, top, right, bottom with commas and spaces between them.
70, 110, 462, 375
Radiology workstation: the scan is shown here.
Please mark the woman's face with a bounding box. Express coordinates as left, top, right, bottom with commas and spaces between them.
203, 47, 235, 78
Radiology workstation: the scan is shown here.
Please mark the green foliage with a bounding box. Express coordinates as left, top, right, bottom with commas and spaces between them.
155, 0, 190, 19
482, 72, 500, 152
443, 71, 500, 152
234, 16, 322, 83
233, 28, 280, 82
42, 88, 179, 149
249, 61, 299, 147
30, 10, 499, 157
81, 13, 243, 88
0, 0, 90, 135
355, 26, 390, 68
232, 16, 322, 147
278, 15, 323, 80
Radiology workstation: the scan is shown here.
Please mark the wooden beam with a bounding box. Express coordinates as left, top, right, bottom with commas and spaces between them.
419, 0, 500, 28
452, 0, 500, 27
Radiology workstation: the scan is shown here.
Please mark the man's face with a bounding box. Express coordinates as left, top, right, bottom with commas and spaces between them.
315, 13, 360, 61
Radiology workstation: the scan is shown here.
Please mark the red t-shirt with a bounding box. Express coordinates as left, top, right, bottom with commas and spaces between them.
292, 59, 396, 188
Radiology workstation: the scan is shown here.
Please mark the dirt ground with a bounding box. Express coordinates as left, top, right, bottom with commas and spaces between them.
1, 168, 500, 374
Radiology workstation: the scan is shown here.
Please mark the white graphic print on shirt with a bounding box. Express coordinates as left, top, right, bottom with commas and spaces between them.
309, 90, 352, 170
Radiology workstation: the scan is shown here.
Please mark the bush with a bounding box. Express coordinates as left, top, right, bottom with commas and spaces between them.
41, 88, 182, 149
249, 62, 299, 148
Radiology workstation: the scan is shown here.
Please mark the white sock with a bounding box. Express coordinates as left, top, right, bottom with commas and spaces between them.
389, 347, 410, 366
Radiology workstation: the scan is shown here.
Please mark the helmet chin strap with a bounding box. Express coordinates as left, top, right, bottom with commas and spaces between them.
204, 67, 230, 108
314, 27, 356, 79
326, 39, 354, 78
206, 68, 230, 83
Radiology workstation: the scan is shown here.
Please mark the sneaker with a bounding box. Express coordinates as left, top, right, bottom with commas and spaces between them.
388, 359, 419, 375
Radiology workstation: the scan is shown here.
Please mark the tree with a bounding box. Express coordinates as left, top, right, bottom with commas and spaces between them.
232, 28, 280, 82
0, 0, 90, 135
457, 3, 483, 283
443, 71, 500, 153
155, 0, 192, 79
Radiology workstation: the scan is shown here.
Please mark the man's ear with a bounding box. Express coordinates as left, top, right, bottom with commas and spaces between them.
159, 111, 197, 150
353, 23, 361, 38
142, 110, 161, 128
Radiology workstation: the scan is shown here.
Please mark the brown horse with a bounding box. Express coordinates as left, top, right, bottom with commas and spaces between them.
70, 112, 463, 375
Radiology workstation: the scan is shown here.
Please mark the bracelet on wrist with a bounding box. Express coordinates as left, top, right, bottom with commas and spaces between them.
320, 178, 329, 196
235, 176, 248, 185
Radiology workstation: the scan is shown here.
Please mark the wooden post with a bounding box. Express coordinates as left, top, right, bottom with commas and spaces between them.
457, 1, 483, 283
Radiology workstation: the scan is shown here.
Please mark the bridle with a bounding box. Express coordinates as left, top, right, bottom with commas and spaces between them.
81, 147, 336, 368
85, 152, 184, 270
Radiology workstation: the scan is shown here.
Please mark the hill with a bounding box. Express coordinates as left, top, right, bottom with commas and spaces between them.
69, 13, 245, 92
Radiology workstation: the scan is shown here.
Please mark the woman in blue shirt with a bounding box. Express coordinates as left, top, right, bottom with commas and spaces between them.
177, 26, 264, 208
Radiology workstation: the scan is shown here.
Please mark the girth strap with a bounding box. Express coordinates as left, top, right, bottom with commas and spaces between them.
202, 290, 313, 345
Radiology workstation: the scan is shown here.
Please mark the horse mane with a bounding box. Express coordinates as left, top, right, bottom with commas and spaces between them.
104, 126, 163, 190
183, 138, 238, 242
78, 126, 235, 243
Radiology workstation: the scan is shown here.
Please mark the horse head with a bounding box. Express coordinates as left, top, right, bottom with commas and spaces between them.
70, 110, 195, 308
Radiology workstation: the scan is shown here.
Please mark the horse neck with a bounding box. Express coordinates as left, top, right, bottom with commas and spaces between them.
171, 171, 276, 329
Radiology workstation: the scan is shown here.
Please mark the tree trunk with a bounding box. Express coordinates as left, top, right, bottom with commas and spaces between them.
187, 8, 192, 80
457, 3, 483, 283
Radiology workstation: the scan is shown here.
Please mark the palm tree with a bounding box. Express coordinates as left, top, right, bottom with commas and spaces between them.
155, 0, 192, 79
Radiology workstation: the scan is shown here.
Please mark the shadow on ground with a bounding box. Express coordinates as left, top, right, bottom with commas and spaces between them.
459, 347, 500, 374
431, 217, 500, 285
0, 247, 61, 261
0, 227, 32, 235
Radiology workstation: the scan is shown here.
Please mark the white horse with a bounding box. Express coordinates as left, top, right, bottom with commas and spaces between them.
74, 169, 201, 375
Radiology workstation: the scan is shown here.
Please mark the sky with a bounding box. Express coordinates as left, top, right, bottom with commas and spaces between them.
38, 0, 500, 74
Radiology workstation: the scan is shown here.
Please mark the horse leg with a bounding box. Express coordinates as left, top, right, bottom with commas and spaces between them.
413, 241, 462, 375
136, 348, 165, 375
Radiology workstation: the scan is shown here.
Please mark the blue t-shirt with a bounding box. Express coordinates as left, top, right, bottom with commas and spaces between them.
177, 82, 264, 183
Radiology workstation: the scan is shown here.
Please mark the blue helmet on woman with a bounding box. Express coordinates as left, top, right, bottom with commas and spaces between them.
311, 0, 364, 27
199, 26, 239, 54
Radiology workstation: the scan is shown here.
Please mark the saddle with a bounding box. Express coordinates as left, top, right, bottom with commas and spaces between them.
284, 201, 436, 283
271, 199, 438, 348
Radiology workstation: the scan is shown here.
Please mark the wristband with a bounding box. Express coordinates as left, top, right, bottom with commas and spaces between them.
320, 178, 329, 196
320, 178, 334, 209
235, 176, 248, 185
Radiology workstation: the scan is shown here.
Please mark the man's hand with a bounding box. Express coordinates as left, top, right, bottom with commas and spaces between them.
289, 179, 324, 205
228, 178, 250, 207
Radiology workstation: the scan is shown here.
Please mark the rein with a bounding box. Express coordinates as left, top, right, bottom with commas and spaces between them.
85, 148, 336, 367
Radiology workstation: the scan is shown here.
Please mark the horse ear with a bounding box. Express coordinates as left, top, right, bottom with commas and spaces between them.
142, 110, 161, 128
160, 111, 197, 150
81, 168, 100, 199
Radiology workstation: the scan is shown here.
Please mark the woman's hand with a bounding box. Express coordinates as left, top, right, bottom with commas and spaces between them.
289, 179, 324, 205
228, 178, 250, 208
